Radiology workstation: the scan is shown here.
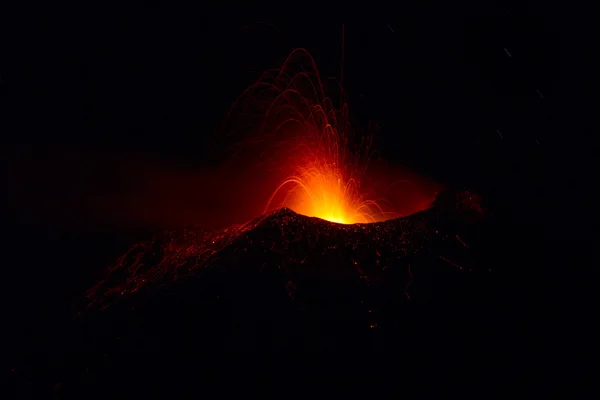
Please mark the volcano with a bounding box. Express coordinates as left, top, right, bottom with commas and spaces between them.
13, 188, 508, 397
75, 189, 496, 352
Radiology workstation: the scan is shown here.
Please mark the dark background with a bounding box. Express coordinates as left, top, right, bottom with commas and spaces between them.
1, 3, 595, 358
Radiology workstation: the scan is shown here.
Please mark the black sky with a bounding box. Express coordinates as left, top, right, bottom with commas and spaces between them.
3, 5, 587, 204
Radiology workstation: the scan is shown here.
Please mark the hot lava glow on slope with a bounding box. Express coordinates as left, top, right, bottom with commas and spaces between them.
227, 49, 398, 224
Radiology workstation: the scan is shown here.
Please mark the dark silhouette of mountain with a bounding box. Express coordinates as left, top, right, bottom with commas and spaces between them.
74, 189, 498, 350
10, 189, 513, 396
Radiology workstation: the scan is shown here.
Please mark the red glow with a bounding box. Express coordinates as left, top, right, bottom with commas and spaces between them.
9, 51, 440, 234
229, 49, 397, 224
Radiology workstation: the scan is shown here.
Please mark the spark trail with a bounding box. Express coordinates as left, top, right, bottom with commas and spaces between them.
227, 49, 397, 224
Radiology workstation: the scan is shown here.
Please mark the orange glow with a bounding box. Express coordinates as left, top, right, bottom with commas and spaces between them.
230, 49, 396, 224
265, 158, 390, 224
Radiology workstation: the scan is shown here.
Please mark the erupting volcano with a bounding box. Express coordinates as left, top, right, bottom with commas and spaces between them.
80, 48, 493, 354
226, 49, 396, 224
7, 10, 549, 393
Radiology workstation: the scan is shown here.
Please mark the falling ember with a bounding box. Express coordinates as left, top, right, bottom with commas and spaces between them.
226, 49, 397, 224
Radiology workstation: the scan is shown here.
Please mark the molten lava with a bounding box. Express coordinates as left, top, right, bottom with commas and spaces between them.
228, 49, 395, 224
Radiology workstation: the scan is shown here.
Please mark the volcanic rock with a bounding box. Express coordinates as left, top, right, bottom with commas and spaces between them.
76, 189, 495, 353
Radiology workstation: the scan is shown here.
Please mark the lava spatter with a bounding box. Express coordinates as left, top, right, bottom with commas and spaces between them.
225, 49, 398, 224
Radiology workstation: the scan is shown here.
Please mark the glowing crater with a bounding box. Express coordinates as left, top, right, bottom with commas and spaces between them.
244, 49, 397, 225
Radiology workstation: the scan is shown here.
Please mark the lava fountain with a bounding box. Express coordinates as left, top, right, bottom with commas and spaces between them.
226, 49, 397, 224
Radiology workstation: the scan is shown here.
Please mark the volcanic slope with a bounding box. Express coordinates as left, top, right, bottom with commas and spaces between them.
79, 190, 496, 351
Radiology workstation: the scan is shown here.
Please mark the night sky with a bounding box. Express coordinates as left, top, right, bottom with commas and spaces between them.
1, 4, 595, 359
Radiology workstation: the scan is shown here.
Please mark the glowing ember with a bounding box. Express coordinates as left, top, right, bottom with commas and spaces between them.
228, 49, 396, 224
